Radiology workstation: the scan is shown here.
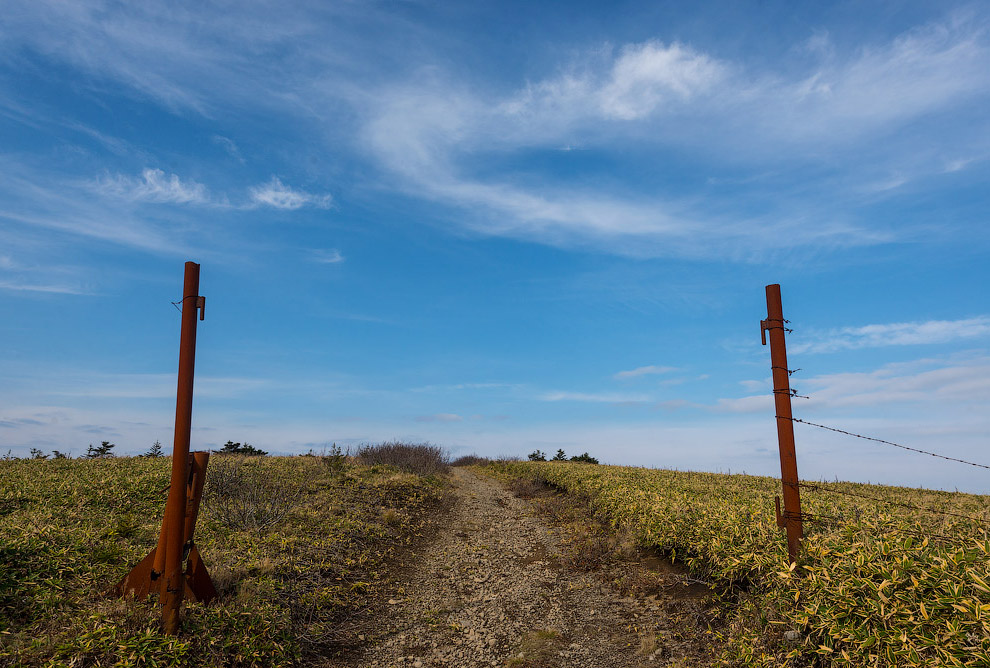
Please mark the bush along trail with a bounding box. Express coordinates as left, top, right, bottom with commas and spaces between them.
335, 466, 721, 668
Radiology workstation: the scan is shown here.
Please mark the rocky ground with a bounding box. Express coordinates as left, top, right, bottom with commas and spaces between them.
330, 467, 718, 668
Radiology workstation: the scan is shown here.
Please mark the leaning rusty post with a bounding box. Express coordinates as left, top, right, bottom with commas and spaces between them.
761, 284, 803, 565
161, 261, 205, 634
114, 263, 214, 624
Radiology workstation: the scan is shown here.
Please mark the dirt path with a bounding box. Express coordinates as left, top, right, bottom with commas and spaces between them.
337, 467, 708, 668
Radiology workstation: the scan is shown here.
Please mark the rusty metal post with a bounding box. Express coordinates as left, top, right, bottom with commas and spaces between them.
161, 261, 204, 634
114, 264, 214, 620
182, 451, 217, 603
761, 284, 803, 564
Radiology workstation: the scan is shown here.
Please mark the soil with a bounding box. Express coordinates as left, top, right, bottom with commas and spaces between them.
328, 467, 719, 668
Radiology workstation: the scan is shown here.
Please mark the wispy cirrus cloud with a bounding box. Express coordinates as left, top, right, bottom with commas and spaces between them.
249, 177, 332, 210
94, 169, 333, 212
212, 135, 245, 163
311, 248, 344, 264
613, 364, 678, 379
539, 390, 650, 404
363, 16, 990, 257
792, 316, 990, 353
96, 168, 211, 205
4, 4, 988, 258
715, 353, 990, 413
0, 280, 91, 295
415, 413, 463, 423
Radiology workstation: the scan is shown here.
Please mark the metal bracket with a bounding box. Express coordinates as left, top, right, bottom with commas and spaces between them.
196, 296, 205, 321
761, 319, 769, 345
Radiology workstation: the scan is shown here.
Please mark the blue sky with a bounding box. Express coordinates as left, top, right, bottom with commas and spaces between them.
1, 1, 989, 492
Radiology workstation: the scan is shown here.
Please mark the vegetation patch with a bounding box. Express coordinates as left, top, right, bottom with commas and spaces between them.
356, 442, 450, 477
451, 454, 492, 467
0, 453, 447, 667
486, 461, 990, 667
506, 629, 561, 667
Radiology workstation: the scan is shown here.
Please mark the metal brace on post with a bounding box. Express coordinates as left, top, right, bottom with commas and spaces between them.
114, 262, 216, 633
761, 283, 803, 565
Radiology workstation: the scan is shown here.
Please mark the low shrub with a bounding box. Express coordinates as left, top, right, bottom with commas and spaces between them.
355, 441, 449, 476
204, 455, 304, 530
302, 444, 350, 475
451, 454, 491, 467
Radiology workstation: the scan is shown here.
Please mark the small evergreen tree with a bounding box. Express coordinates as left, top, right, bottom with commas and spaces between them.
52, 450, 69, 459
29, 448, 48, 460
144, 440, 165, 457
568, 452, 599, 464
85, 441, 115, 458
551, 449, 568, 461
527, 449, 547, 461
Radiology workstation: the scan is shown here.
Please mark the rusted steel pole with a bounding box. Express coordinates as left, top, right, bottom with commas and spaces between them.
161, 261, 204, 634
182, 451, 218, 604
183, 452, 209, 544
762, 284, 803, 564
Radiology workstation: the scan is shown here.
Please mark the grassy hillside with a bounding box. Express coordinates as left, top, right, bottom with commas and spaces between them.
0, 454, 446, 667
488, 461, 990, 667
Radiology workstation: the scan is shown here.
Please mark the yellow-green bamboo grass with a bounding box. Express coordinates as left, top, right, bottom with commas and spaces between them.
489, 461, 990, 667
0, 455, 444, 667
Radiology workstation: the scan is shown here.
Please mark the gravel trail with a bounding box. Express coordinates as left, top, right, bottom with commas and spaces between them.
342, 467, 686, 668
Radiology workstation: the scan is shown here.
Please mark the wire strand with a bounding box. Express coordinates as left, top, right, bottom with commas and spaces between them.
780, 416, 990, 470
170, 294, 197, 314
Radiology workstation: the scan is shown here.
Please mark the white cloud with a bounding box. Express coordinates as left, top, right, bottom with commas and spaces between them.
801, 355, 990, 409
500, 41, 723, 124
539, 391, 650, 403
714, 394, 773, 414
212, 135, 244, 162
614, 364, 678, 379
249, 177, 332, 210
792, 316, 990, 353
98, 168, 211, 205
361, 18, 990, 257
715, 353, 990, 413
415, 413, 463, 422
40, 373, 271, 400
0, 280, 90, 295
312, 248, 344, 264
6, 5, 986, 258
598, 41, 724, 120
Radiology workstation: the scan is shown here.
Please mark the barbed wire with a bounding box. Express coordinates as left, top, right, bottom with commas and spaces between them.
797, 481, 990, 526
773, 389, 809, 399
170, 294, 198, 314
778, 416, 990, 470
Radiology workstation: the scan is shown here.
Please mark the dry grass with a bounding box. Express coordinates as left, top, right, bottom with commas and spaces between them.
356, 441, 450, 477
205, 455, 307, 530
505, 629, 561, 667
509, 477, 551, 500
0, 456, 447, 667
491, 460, 990, 668
451, 454, 492, 467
